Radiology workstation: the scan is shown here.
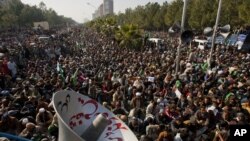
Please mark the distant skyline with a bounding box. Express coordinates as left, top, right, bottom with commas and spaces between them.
21, 0, 172, 23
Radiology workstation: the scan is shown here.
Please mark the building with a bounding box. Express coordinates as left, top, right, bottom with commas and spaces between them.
92, 0, 113, 19
103, 0, 113, 15
99, 4, 104, 17
92, 4, 104, 19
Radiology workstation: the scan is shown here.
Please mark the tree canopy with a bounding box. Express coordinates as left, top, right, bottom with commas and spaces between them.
0, 0, 76, 28
89, 0, 249, 31
85, 0, 250, 50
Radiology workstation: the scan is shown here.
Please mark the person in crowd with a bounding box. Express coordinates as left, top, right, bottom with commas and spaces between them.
0, 111, 20, 135
35, 108, 53, 133
0, 26, 250, 141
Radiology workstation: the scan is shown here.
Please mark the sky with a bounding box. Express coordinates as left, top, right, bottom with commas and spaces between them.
21, 0, 172, 23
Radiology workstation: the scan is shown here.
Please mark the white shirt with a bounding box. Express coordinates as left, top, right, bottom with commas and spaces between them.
7, 61, 17, 76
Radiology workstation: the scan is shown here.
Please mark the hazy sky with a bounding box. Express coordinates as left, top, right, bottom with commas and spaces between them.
21, 0, 172, 23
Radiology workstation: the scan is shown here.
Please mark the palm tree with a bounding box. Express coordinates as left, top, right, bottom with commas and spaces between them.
115, 24, 143, 50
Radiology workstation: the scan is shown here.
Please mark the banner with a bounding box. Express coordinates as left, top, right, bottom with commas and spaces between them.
33, 21, 49, 30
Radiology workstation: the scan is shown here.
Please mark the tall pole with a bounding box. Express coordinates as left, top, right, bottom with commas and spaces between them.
181, 0, 187, 32
208, 0, 222, 69
175, 0, 188, 77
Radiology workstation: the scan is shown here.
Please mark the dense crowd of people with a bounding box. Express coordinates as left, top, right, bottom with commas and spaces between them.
0, 26, 250, 141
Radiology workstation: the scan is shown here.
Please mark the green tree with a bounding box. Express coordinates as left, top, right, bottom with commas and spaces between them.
115, 24, 143, 50
238, 0, 250, 25
164, 0, 183, 26
144, 2, 161, 30
130, 6, 146, 28
19, 5, 45, 26
85, 0, 249, 32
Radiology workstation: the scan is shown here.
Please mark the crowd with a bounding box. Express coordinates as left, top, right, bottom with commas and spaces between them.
0, 26, 250, 141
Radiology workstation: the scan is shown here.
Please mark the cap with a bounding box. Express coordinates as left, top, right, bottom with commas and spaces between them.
157, 98, 161, 103
136, 92, 141, 96
22, 118, 29, 125
39, 108, 46, 113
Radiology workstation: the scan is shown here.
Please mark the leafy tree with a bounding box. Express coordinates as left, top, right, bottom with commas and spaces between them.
145, 2, 161, 30
115, 24, 143, 50
238, 0, 250, 25
39, 1, 47, 12
1, 13, 18, 27
130, 6, 146, 28
19, 6, 45, 26
0, 0, 76, 29
164, 0, 183, 26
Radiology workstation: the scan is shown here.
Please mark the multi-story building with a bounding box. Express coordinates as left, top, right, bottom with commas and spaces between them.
103, 0, 113, 16
92, 4, 104, 19
99, 4, 104, 17
92, 0, 113, 19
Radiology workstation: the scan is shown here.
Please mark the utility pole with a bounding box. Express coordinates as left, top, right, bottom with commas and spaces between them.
208, 0, 222, 69
175, 0, 188, 77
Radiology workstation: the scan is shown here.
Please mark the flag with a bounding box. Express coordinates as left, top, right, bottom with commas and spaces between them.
201, 62, 208, 72
139, 68, 144, 76
175, 80, 181, 88
57, 61, 65, 83
71, 68, 79, 87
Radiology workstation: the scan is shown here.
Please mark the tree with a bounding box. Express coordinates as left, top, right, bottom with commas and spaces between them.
85, 0, 249, 33
39, 1, 47, 12
0, 0, 76, 29
1, 13, 18, 27
115, 24, 143, 50
164, 0, 183, 26
130, 6, 146, 28
19, 5, 45, 26
144, 2, 161, 30
238, 0, 250, 25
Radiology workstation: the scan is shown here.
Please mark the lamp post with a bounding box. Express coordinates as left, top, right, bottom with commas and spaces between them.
208, 0, 222, 69
87, 2, 98, 19
175, 0, 188, 77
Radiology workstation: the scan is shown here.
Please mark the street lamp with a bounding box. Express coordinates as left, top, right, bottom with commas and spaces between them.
203, 0, 230, 69
168, 0, 194, 78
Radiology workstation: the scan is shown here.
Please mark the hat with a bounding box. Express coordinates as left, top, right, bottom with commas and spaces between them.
157, 98, 161, 103
103, 102, 108, 106
218, 70, 224, 75
16, 77, 22, 81
136, 92, 141, 96
7, 110, 18, 116
207, 70, 213, 75
186, 63, 192, 68
22, 118, 29, 125
39, 108, 46, 113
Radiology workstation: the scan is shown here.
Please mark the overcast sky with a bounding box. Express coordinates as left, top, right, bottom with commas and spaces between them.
21, 0, 172, 23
